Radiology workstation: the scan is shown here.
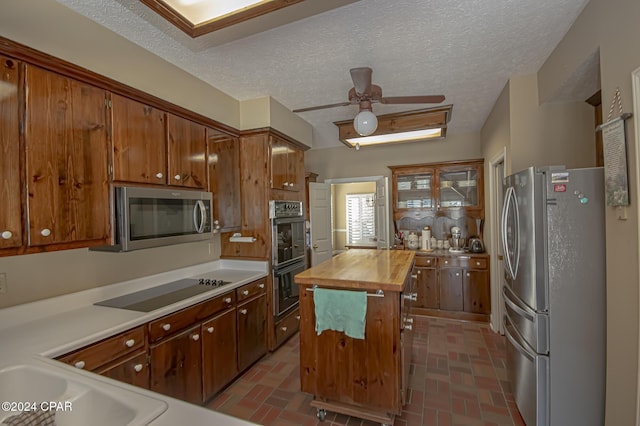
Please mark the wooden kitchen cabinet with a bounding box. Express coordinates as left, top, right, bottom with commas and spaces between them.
411, 252, 490, 321
150, 324, 203, 404
167, 113, 206, 188
389, 159, 484, 221
270, 135, 304, 192
96, 351, 150, 389
0, 55, 22, 250
207, 129, 241, 231
111, 93, 166, 184
24, 64, 110, 247
56, 325, 148, 388
202, 308, 238, 401
237, 290, 267, 372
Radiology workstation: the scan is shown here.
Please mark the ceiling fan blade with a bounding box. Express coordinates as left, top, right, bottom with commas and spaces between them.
380, 95, 446, 104
293, 101, 353, 113
350, 67, 372, 96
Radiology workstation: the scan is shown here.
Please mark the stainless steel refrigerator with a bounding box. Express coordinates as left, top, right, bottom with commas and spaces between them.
501, 166, 605, 426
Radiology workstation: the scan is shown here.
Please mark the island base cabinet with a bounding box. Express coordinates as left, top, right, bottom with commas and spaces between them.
299, 286, 403, 418
150, 325, 203, 405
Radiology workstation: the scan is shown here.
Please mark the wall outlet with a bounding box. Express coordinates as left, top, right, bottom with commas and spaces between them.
0, 273, 7, 294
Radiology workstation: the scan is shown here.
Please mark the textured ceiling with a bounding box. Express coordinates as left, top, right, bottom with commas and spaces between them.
56, 0, 590, 149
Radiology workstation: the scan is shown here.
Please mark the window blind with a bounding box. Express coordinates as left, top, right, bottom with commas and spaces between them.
346, 193, 376, 245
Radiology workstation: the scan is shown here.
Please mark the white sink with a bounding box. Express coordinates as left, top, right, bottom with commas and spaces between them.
0, 364, 167, 425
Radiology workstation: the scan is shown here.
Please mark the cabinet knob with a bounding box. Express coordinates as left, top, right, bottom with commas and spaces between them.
240, 309, 248, 315
455, 272, 460, 277
1, 230, 12, 239
155, 172, 164, 179
283, 182, 289, 188
405, 317, 414, 324
191, 334, 200, 341
258, 283, 265, 289
224, 297, 232, 304
417, 270, 421, 275
280, 326, 288, 332
40, 228, 51, 237
133, 364, 144, 373
466, 272, 471, 277
444, 260, 449, 265
476, 261, 481, 266
207, 326, 214, 333
295, 315, 300, 321
242, 290, 249, 296
174, 174, 181, 181
74, 361, 85, 369
125, 339, 135, 348
404, 293, 417, 301
404, 324, 413, 331
162, 323, 171, 331
288, 182, 295, 188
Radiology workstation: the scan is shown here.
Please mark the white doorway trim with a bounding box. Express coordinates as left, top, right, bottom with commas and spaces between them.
631, 66, 640, 426
489, 147, 507, 334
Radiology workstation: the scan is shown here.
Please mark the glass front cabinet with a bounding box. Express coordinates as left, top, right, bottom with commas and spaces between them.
389, 159, 484, 221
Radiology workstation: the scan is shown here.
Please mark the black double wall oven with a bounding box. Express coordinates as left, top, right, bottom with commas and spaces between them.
270, 201, 306, 320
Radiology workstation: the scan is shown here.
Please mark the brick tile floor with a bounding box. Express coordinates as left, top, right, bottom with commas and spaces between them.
207, 316, 526, 426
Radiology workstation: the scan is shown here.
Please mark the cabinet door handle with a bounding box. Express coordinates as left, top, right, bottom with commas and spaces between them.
405, 317, 414, 324
174, 174, 181, 181
224, 297, 232, 304
207, 326, 214, 333
258, 283, 265, 289
404, 324, 413, 331
125, 339, 135, 348
240, 309, 248, 315
242, 290, 249, 296
191, 334, 200, 341
411, 274, 417, 279
280, 326, 288, 332
133, 364, 143, 373
155, 172, 163, 179
40, 228, 51, 237
1, 230, 12, 239
74, 361, 85, 369
162, 323, 171, 331
403, 293, 417, 301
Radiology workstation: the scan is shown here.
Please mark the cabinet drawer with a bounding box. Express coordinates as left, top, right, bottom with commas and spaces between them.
468, 258, 488, 269
440, 256, 470, 268
237, 279, 266, 302
57, 326, 146, 371
149, 290, 235, 342
275, 308, 300, 347
414, 255, 437, 267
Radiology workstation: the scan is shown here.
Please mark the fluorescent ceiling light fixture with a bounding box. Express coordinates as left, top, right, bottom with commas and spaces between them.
345, 128, 442, 147
161, 0, 269, 25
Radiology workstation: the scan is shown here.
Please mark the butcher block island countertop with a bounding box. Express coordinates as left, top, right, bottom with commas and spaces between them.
294, 249, 416, 425
294, 249, 416, 291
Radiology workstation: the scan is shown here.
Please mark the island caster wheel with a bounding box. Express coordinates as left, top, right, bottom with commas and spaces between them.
316, 408, 327, 421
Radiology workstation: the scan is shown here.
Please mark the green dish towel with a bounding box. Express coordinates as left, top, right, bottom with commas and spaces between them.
313, 288, 367, 339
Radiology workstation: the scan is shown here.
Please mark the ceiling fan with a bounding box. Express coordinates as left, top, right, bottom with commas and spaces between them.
293, 67, 445, 137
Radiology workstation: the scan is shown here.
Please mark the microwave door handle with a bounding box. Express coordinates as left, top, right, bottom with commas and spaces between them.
193, 200, 206, 233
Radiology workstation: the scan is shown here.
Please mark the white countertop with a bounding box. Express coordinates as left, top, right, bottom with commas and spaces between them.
0, 259, 267, 425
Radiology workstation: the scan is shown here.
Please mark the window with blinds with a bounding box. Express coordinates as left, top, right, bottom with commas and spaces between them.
346, 193, 376, 245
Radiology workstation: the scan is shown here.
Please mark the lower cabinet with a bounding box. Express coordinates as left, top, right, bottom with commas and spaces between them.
274, 307, 300, 348
97, 351, 149, 389
202, 308, 238, 401
237, 293, 267, 372
412, 253, 490, 321
150, 325, 203, 405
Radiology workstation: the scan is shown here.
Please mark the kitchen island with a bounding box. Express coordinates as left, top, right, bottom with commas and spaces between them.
295, 249, 416, 425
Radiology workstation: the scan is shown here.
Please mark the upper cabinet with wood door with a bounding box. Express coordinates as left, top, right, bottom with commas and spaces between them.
111, 93, 166, 185
270, 135, 304, 193
207, 128, 241, 232
0, 56, 22, 250
24, 65, 110, 247
167, 113, 206, 188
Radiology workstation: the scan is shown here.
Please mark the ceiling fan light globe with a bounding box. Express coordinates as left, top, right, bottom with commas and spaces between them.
353, 110, 378, 136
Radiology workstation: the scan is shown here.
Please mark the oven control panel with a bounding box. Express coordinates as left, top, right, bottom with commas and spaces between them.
269, 200, 303, 218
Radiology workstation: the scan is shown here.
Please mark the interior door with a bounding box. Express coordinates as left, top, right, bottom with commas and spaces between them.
308, 182, 332, 266
375, 176, 390, 249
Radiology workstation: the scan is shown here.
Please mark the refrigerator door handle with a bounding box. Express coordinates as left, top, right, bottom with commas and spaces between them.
504, 319, 536, 362
503, 286, 535, 322
501, 186, 520, 280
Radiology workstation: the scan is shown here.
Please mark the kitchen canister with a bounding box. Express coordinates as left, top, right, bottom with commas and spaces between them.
421, 227, 431, 250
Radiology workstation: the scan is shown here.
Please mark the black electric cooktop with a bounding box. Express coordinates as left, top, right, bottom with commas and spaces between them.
95, 277, 231, 313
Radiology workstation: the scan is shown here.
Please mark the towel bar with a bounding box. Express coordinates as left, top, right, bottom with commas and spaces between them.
309, 284, 384, 298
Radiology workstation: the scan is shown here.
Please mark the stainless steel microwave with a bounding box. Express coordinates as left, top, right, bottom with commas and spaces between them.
92, 186, 214, 252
